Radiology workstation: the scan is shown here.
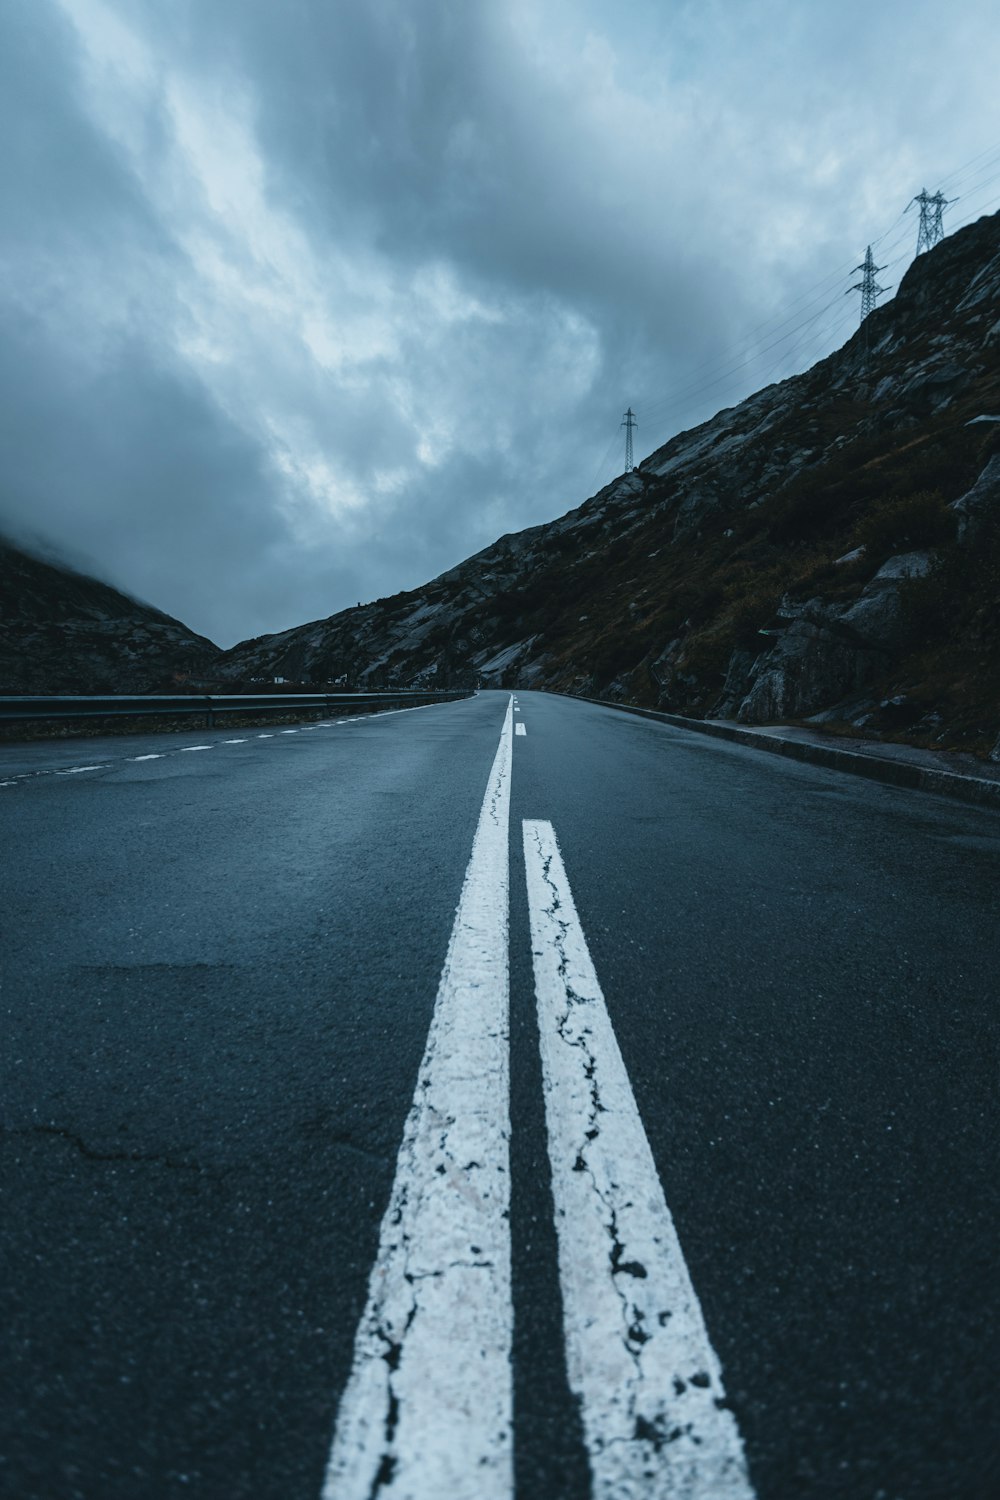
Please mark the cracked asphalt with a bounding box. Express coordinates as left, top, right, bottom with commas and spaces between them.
1, 690, 998, 1499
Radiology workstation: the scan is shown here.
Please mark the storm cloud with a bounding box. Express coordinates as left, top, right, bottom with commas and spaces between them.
2, 0, 998, 644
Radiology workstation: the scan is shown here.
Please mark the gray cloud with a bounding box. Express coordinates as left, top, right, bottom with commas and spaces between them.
1, 0, 998, 644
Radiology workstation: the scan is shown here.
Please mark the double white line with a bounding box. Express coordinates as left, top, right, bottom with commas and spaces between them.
324, 699, 754, 1499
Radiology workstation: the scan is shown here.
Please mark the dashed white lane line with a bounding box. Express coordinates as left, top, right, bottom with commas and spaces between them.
324, 697, 515, 1500
515, 723, 527, 737
522, 820, 755, 1500
0, 698, 465, 788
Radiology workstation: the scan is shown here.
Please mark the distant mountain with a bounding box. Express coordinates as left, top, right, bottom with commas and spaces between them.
0, 539, 220, 694
217, 211, 1000, 756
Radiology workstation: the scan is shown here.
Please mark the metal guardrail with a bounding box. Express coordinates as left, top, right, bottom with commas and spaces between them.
0, 690, 472, 728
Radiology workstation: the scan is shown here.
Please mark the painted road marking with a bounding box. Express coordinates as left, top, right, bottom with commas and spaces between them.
324, 697, 515, 1500
522, 820, 755, 1500
0, 699, 461, 788
515, 723, 527, 737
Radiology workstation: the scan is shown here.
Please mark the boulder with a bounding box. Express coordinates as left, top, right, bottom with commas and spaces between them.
841, 552, 932, 652
736, 607, 883, 723
734, 554, 932, 723
951, 453, 1000, 543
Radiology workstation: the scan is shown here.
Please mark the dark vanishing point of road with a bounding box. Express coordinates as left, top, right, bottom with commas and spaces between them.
1, 690, 997, 1499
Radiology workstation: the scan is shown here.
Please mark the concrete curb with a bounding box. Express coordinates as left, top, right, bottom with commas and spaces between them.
563, 694, 1000, 812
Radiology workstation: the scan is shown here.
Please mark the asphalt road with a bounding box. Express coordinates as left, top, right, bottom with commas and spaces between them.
1, 690, 997, 1499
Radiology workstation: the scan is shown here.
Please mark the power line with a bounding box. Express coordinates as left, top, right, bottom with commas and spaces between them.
585, 142, 1000, 484
637, 286, 850, 428
589, 422, 625, 493
951, 186, 1000, 233
937, 140, 1000, 191
642, 165, 991, 430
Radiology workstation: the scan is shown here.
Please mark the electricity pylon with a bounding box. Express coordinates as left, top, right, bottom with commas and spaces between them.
909, 188, 953, 253
850, 245, 888, 326
621, 407, 637, 472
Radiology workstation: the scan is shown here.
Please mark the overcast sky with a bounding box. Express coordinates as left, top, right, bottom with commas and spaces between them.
2, 0, 999, 645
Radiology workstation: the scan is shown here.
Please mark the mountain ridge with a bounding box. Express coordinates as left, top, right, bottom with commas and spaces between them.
0, 537, 220, 694
215, 210, 1000, 755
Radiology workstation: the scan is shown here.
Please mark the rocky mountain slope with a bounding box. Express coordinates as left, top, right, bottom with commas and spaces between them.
217, 210, 1000, 756
0, 538, 220, 693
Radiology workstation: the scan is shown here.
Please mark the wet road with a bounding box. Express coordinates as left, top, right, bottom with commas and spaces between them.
1, 690, 997, 1499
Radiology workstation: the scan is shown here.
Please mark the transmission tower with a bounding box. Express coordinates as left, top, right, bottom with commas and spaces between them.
621, 407, 637, 472
850, 245, 887, 327
909, 188, 953, 253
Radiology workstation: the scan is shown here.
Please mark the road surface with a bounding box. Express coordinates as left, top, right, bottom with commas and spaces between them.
1, 690, 997, 1498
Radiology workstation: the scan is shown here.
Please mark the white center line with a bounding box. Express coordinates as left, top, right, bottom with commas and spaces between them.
56, 765, 107, 774
180, 745, 213, 752
522, 820, 755, 1500
280, 729, 299, 734
515, 723, 527, 737
223, 739, 248, 744
257, 733, 274, 739
130, 754, 163, 761
324, 697, 515, 1500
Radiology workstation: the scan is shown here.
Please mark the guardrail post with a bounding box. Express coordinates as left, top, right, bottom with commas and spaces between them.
205, 697, 215, 728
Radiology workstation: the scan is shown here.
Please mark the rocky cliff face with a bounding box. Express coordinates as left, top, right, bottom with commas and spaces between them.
217, 211, 998, 755
0, 539, 220, 693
